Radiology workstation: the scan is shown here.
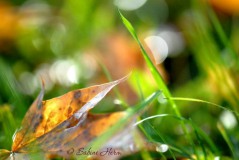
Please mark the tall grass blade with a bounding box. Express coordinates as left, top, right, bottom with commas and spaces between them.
118, 10, 197, 156
189, 118, 207, 160
191, 122, 219, 154
169, 97, 239, 117
217, 123, 237, 159
206, 5, 239, 67
134, 114, 201, 159
118, 11, 176, 110
138, 120, 177, 160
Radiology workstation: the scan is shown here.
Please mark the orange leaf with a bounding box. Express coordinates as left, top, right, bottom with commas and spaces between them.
5, 75, 128, 159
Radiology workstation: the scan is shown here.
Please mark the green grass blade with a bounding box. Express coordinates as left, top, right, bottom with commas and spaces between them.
135, 113, 222, 158
190, 121, 219, 154
206, 5, 239, 67
134, 72, 145, 100
118, 11, 175, 109
134, 114, 199, 159
134, 114, 170, 126
189, 118, 207, 160
118, 12, 166, 94
169, 97, 239, 117
119, 10, 196, 156
137, 122, 167, 160
217, 123, 237, 159
139, 121, 177, 160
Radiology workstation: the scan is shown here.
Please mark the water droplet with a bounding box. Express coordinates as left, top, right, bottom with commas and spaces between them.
157, 92, 167, 104
156, 144, 168, 153
114, 99, 123, 105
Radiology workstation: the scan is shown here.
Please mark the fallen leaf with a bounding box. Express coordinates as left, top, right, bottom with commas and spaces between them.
1, 75, 128, 159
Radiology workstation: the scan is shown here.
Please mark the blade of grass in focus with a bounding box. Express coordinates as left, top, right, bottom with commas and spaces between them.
169, 97, 239, 117
134, 114, 201, 159
138, 119, 177, 160
118, 10, 198, 156
119, 10, 183, 122
135, 113, 221, 159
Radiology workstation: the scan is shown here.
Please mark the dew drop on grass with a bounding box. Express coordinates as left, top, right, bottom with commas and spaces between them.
157, 92, 167, 104
144, 36, 168, 64
156, 144, 168, 153
113, 99, 123, 105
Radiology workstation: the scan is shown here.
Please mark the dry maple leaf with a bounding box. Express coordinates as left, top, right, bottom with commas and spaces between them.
0, 76, 128, 159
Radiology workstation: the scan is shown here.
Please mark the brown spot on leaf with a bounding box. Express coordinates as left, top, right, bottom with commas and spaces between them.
33, 122, 40, 133
68, 107, 72, 115
73, 91, 81, 99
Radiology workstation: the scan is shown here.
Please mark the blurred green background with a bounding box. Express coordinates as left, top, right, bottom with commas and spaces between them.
0, 0, 239, 159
